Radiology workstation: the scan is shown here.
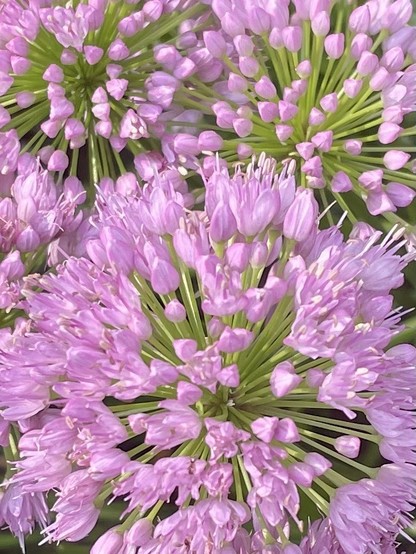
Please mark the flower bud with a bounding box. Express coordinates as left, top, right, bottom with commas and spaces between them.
334, 436, 361, 458
119, 14, 142, 36
274, 417, 300, 443
213, 101, 235, 128
378, 122, 402, 144
383, 150, 410, 170
218, 364, 240, 387
270, 361, 302, 397
222, 12, 245, 37
283, 189, 318, 242
311, 130, 333, 152
106, 78, 128, 100
385, 182, 416, 207
126, 519, 152, 547
308, 107, 326, 126
275, 124, 294, 142
198, 131, 223, 152
381, 46, 404, 72
248, 7, 271, 34
319, 93, 338, 112
258, 102, 279, 123
11, 56, 31, 75
173, 339, 198, 362
370, 67, 394, 91
149, 256, 180, 295
233, 118, 253, 138
177, 382, 202, 404
282, 26, 303, 52
296, 60, 312, 78
164, 300, 187, 323
357, 51, 378, 76
358, 169, 383, 191
344, 139, 362, 155
228, 73, 248, 93
349, 5, 370, 33
218, 327, 254, 353
173, 133, 200, 156
324, 33, 345, 58
289, 462, 315, 487
84, 46, 104, 65
108, 38, 129, 60
343, 78, 362, 98
254, 76, 277, 99
251, 416, 279, 443
239, 56, 259, 77
237, 144, 253, 159
16, 92, 36, 108
208, 318, 225, 338
311, 11, 330, 36
203, 31, 227, 58
210, 202, 238, 242
304, 452, 332, 475
0, 106, 11, 128
301, 156, 323, 178
296, 142, 315, 161
47, 150, 69, 171
382, 104, 404, 124
61, 49, 77, 65
351, 33, 372, 60
43, 64, 64, 83
278, 101, 298, 121
383, 0, 412, 33
233, 36, 254, 57
91, 529, 124, 554
331, 171, 353, 193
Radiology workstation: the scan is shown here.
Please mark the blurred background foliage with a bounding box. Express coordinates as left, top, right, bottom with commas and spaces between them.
1, 2, 416, 553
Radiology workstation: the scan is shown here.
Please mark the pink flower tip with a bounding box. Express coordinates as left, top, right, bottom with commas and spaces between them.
334, 436, 361, 458
270, 361, 302, 398
47, 150, 69, 172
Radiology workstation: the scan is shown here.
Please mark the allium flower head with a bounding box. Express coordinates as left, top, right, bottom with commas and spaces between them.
0, 0, 199, 182
0, 156, 415, 552
0, 153, 85, 319
156, 0, 416, 223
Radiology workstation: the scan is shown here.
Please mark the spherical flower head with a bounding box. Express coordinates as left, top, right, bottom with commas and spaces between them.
0, 155, 415, 552
156, 0, 416, 227
0, 0, 201, 185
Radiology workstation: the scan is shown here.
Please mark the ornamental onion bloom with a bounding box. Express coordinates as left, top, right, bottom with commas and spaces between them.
0, 153, 85, 322
155, 0, 416, 223
0, 0, 200, 183
0, 156, 415, 552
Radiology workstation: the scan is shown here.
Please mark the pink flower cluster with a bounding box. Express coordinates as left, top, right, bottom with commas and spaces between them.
0, 157, 414, 552
154, 0, 416, 218
0, 0, 415, 552
0, 0, 198, 178
0, 151, 85, 311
